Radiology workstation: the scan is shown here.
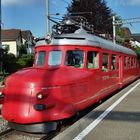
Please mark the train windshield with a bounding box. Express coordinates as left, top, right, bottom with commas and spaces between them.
48, 50, 62, 66
65, 50, 84, 68
36, 51, 46, 66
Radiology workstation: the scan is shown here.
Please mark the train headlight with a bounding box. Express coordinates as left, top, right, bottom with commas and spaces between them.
0, 91, 3, 96
36, 93, 43, 100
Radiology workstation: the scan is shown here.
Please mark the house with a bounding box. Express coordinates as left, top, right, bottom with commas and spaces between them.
131, 33, 140, 43
2, 29, 34, 57
21, 30, 34, 54
2, 29, 22, 56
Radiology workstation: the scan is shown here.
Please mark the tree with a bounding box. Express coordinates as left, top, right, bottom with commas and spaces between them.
67, 0, 113, 34
18, 44, 27, 56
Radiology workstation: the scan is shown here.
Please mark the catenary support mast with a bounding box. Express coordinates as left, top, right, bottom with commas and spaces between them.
46, 0, 50, 34
112, 15, 140, 44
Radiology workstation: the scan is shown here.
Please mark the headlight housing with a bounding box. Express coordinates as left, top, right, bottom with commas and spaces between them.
36, 92, 44, 100
0, 91, 3, 96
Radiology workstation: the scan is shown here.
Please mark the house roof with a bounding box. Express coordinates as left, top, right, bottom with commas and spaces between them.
121, 27, 140, 43
122, 27, 132, 38
2, 29, 21, 41
21, 30, 32, 40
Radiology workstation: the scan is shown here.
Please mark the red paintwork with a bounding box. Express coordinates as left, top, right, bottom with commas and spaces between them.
1, 45, 140, 125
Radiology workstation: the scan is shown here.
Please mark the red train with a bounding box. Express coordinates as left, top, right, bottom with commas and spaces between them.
0, 26, 140, 133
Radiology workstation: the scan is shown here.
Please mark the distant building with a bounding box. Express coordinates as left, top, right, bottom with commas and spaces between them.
2, 29, 22, 56
21, 30, 34, 54
119, 27, 140, 49
131, 33, 140, 43
2, 29, 34, 57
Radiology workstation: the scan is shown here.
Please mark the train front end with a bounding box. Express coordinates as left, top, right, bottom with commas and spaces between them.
1, 67, 61, 133
1, 35, 91, 133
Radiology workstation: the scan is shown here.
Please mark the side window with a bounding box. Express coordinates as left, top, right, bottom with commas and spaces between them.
102, 53, 109, 72
127, 57, 130, 68
134, 58, 136, 68
65, 50, 84, 68
36, 51, 46, 66
131, 57, 134, 68
111, 54, 117, 70
87, 51, 99, 69
124, 56, 127, 69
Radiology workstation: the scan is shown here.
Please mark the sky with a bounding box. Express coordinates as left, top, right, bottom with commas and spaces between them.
1, 0, 140, 37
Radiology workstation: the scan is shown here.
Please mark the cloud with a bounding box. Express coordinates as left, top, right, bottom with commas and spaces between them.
114, 0, 140, 6
129, 0, 140, 5
2, 0, 36, 6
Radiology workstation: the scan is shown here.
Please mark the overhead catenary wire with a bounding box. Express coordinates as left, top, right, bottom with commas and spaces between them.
61, 0, 70, 5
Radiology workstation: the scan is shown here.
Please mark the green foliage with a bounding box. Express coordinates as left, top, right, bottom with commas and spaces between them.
135, 46, 140, 54
0, 70, 8, 85
18, 44, 27, 56
3, 53, 18, 73
67, 0, 113, 34
3, 43, 34, 73
2, 45, 34, 74
16, 54, 34, 69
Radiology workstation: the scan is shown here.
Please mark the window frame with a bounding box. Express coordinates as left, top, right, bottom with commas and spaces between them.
87, 51, 99, 70
35, 51, 46, 67
102, 53, 109, 72
65, 49, 85, 69
48, 50, 63, 66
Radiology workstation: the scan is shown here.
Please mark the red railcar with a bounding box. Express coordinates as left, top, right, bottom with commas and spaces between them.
1, 29, 140, 133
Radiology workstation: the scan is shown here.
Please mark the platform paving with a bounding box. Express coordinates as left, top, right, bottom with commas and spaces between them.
83, 80, 140, 140
53, 79, 140, 140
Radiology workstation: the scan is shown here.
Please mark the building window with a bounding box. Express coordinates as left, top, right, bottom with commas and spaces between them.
87, 51, 99, 69
102, 53, 109, 72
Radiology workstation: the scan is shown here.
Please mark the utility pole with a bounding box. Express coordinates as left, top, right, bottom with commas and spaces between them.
46, 0, 50, 34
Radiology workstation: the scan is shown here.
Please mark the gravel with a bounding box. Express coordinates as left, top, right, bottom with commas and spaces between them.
0, 116, 9, 133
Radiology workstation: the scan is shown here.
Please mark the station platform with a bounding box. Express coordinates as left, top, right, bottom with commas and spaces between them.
53, 79, 140, 140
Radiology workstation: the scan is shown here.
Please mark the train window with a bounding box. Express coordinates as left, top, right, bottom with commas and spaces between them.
65, 50, 84, 68
102, 53, 109, 72
36, 51, 46, 66
131, 57, 134, 68
134, 58, 136, 68
48, 51, 62, 66
111, 54, 116, 70
124, 56, 127, 69
128, 57, 130, 68
87, 51, 99, 69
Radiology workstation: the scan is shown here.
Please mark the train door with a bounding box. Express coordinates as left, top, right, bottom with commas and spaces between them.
100, 52, 112, 97
86, 50, 101, 101
118, 55, 124, 87
100, 52, 120, 98
110, 54, 120, 89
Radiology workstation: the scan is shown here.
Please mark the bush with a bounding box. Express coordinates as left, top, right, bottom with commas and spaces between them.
16, 54, 34, 69
3, 53, 18, 73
